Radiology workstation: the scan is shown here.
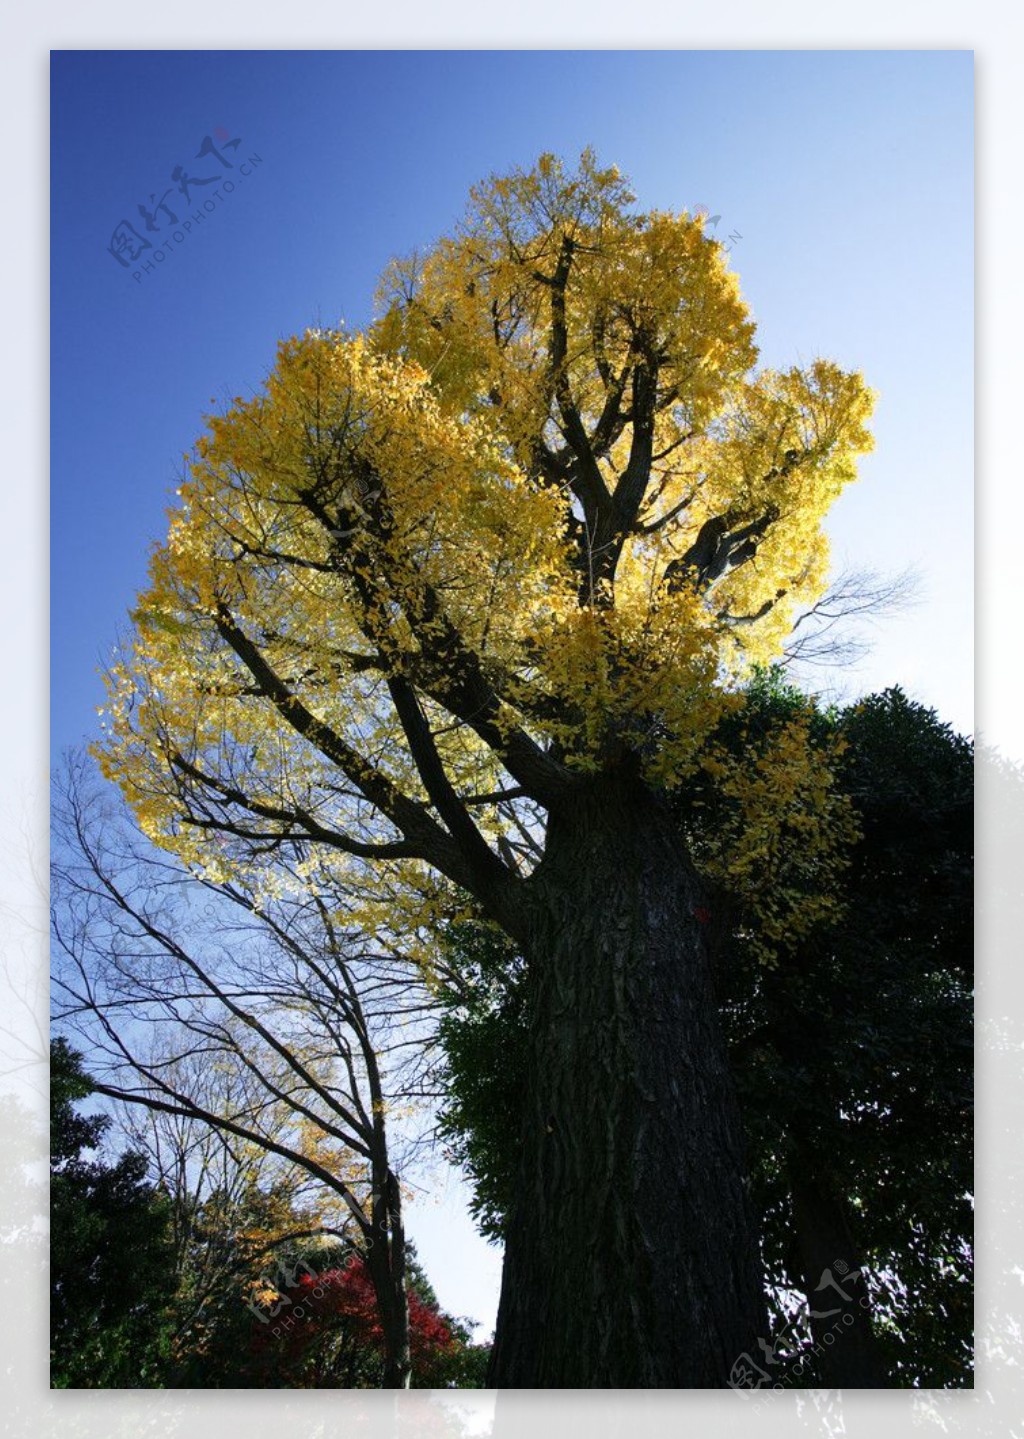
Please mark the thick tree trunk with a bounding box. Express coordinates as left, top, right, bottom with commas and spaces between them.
789, 1163, 888, 1388
487, 771, 766, 1387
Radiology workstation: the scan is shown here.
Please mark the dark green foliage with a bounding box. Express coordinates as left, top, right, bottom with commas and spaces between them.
50, 1040, 177, 1387
719, 684, 972, 1385
436, 922, 527, 1243
433, 680, 974, 1386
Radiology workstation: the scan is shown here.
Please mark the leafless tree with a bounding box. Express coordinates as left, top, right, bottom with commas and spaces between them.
51, 751, 441, 1388
783, 564, 920, 670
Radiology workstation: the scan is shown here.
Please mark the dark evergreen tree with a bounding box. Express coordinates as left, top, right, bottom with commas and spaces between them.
436, 682, 973, 1387
50, 1039, 177, 1387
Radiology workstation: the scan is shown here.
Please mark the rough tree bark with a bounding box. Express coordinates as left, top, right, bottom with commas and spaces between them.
487, 767, 766, 1387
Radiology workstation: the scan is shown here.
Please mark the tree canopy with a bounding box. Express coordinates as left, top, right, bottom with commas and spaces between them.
97, 150, 874, 949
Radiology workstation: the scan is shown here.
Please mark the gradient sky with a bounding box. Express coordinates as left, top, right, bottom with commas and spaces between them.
51, 49, 973, 1333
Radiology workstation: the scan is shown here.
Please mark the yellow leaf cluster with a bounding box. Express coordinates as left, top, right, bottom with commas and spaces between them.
694, 713, 860, 965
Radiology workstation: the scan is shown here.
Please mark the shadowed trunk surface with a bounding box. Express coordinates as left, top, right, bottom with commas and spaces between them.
365, 1169, 411, 1388
790, 1164, 888, 1388
487, 772, 765, 1387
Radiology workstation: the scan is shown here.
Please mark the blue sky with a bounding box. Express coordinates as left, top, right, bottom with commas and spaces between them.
51, 49, 973, 1333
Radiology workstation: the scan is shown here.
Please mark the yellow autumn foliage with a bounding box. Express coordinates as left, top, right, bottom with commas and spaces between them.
97, 151, 875, 954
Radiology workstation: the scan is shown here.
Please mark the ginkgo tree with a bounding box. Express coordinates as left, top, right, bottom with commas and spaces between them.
98, 150, 875, 1387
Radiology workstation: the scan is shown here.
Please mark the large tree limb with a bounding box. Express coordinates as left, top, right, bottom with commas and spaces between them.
386, 675, 516, 899
213, 604, 484, 888
169, 752, 419, 860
